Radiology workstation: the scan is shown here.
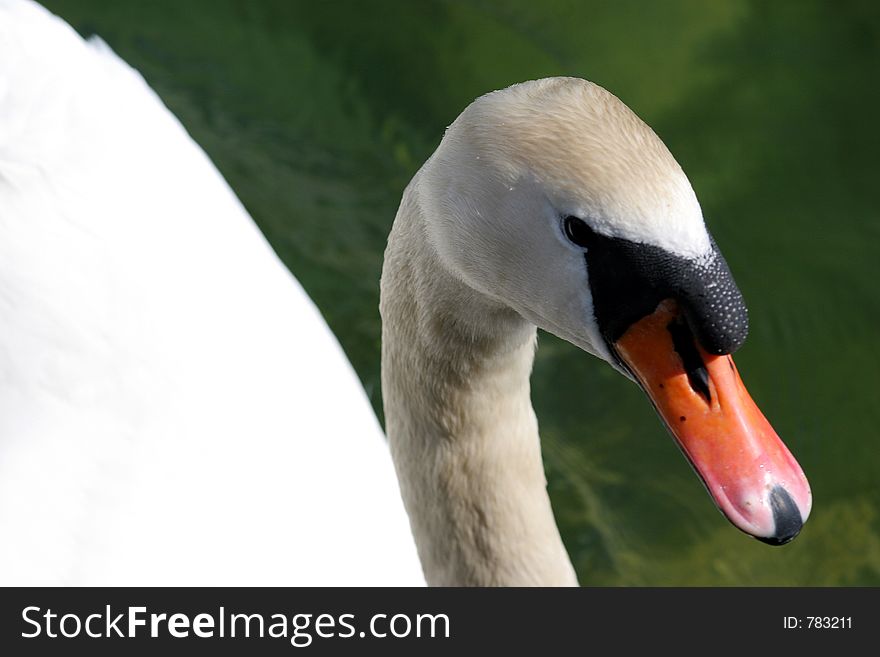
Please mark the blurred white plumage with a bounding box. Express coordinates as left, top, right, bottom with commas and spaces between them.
0, 0, 423, 585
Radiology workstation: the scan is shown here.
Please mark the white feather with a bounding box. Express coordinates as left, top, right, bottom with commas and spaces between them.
0, 0, 423, 585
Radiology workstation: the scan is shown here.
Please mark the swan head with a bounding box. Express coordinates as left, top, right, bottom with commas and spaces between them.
416, 77, 811, 545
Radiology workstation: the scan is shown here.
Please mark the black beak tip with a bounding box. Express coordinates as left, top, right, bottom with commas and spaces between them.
755, 486, 804, 546
755, 528, 801, 546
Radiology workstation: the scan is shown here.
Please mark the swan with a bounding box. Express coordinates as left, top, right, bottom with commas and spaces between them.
2, 1, 812, 588
380, 79, 812, 585
0, 0, 423, 585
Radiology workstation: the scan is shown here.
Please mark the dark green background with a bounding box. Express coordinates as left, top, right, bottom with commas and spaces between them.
43, 0, 880, 585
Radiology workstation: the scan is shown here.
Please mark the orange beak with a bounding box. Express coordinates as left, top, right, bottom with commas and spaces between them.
614, 300, 811, 544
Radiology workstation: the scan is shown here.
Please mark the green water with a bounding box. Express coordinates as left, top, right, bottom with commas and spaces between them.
45, 0, 880, 585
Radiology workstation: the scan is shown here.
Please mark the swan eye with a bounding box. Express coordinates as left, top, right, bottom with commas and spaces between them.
563, 215, 595, 248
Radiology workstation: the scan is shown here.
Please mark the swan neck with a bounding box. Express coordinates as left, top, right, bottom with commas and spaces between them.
380, 182, 577, 586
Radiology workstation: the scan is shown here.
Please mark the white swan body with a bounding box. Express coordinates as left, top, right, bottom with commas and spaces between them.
2, 1, 812, 588
0, 0, 423, 585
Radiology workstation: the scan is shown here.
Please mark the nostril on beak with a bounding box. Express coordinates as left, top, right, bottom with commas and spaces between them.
667, 318, 711, 403
755, 486, 803, 546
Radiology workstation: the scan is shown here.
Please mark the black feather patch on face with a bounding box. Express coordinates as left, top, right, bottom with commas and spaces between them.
563, 216, 748, 355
